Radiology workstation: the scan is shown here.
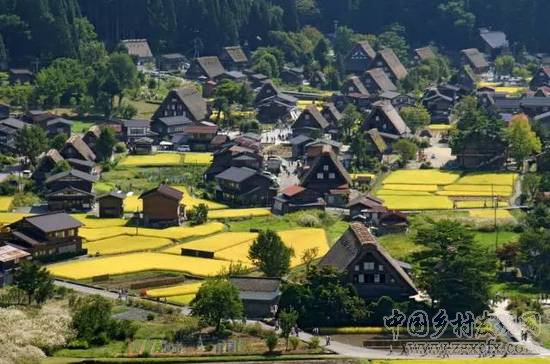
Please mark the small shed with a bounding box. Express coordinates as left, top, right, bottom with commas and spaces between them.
97, 191, 126, 218
229, 277, 281, 319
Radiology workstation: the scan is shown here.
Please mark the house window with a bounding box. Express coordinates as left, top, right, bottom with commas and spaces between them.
323, 165, 329, 171
363, 262, 374, 270
353, 275, 358, 283
305, 114, 310, 120
374, 274, 380, 283
390, 277, 395, 283
329, 173, 335, 179
378, 265, 384, 271
317, 173, 324, 179
358, 274, 365, 283
354, 264, 360, 271
67, 229, 75, 237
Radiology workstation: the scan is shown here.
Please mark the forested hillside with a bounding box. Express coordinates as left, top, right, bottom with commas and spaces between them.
2, 0, 550, 66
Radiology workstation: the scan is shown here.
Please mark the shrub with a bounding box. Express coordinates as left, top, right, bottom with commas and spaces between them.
205, 344, 213, 351
244, 322, 265, 337
66, 339, 89, 349
111, 320, 138, 341
297, 214, 321, 227
146, 313, 155, 321
265, 332, 278, 352
307, 336, 320, 349
289, 336, 300, 351
114, 142, 127, 153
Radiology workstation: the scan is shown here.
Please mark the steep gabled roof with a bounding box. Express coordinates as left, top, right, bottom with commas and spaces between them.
222, 46, 248, 64
319, 223, 417, 294
366, 128, 388, 153
321, 103, 342, 122
98, 191, 126, 200
375, 48, 408, 80
121, 39, 153, 59
281, 184, 305, 198
301, 149, 352, 186
62, 135, 96, 161
346, 76, 369, 95
366, 100, 410, 135
139, 184, 183, 201
1, 117, 27, 130
347, 194, 384, 209
414, 47, 436, 62
215, 166, 257, 183
174, 87, 208, 121
355, 40, 376, 60
46, 118, 73, 127
461, 48, 489, 70
296, 105, 329, 130
42, 149, 64, 164
194, 56, 226, 79
479, 29, 508, 49
85, 125, 101, 139
365, 68, 397, 92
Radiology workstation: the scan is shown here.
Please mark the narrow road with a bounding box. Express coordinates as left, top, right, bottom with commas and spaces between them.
493, 300, 550, 356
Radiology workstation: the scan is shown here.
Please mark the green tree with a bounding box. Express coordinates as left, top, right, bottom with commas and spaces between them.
106, 52, 138, 107
393, 139, 418, 163
507, 114, 542, 166
188, 203, 208, 225
34, 58, 88, 108
278, 308, 298, 349
15, 125, 48, 166
115, 102, 138, 119
340, 104, 361, 141
265, 332, 279, 352
518, 229, 550, 289
400, 105, 431, 134
377, 23, 409, 63
522, 173, 541, 204
248, 230, 294, 277
71, 295, 113, 345
94, 127, 117, 162
51, 160, 72, 175
414, 220, 496, 314
49, 133, 68, 150
494, 55, 515, 79
0, 33, 7, 70
14, 261, 54, 305
333, 26, 355, 56
191, 279, 243, 331
313, 37, 330, 68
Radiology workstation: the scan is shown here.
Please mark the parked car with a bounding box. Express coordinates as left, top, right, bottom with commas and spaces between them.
176, 145, 191, 152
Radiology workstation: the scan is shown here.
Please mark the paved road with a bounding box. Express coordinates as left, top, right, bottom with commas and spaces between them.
493, 300, 550, 356
57, 280, 548, 359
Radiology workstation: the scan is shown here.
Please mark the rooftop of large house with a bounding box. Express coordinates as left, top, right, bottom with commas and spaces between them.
140, 184, 183, 201
121, 39, 153, 59
0, 244, 30, 262
479, 28, 509, 49
15, 212, 83, 233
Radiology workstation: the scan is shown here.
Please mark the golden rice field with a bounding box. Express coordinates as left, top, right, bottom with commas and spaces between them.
455, 200, 509, 209
162, 232, 257, 255
376, 170, 517, 211
350, 173, 376, 181
215, 229, 329, 268
118, 152, 212, 167
84, 235, 173, 255
428, 124, 453, 131
167, 294, 195, 305
173, 186, 228, 210
145, 282, 202, 298
469, 209, 514, 220
79, 222, 224, 241
123, 195, 142, 213
208, 208, 272, 219
72, 214, 128, 228
0, 196, 13, 211
47, 252, 240, 280
0, 212, 29, 224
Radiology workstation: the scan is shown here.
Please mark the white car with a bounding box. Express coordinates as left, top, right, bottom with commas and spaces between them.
176, 145, 191, 152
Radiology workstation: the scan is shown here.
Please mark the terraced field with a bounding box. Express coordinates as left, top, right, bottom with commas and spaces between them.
0, 196, 13, 211
84, 235, 174, 255
118, 152, 212, 167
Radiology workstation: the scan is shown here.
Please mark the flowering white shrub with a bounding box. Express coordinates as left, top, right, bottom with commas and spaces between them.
0, 305, 74, 363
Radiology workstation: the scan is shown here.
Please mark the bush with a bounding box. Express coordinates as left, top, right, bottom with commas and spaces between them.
297, 214, 321, 227
66, 339, 89, 349
289, 336, 300, 351
307, 336, 320, 349
265, 332, 278, 352
244, 322, 266, 337
114, 142, 127, 153
146, 313, 155, 321
111, 319, 138, 341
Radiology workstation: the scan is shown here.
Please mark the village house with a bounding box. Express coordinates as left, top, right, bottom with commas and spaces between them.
305, 139, 342, 161
309, 70, 327, 89
152, 115, 192, 138
454, 134, 507, 169
215, 166, 276, 207
422, 87, 456, 123
132, 137, 154, 155
361, 100, 410, 144
122, 119, 157, 144
23, 110, 55, 124
219, 46, 248, 71
530, 67, 550, 90
45, 169, 97, 212
139, 184, 185, 227
5, 212, 84, 259
340, 76, 371, 109
300, 147, 352, 207
0, 244, 31, 287
186, 56, 226, 81
97, 191, 126, 218
169, 122, 218, 152
205, 141, 263, 180
376, 91, 416, 110
82, 125, 101, 152
478, 28, 509, 59
289, 134, 313, 160
121, 39, 154, 65
272, 184, 325, 215
362, 68, 397, 94
413, 46, 436, 65
320, 103, 343, 138
364, 128, 389, 159
281, 66, 304, 85
291, 105, 329, 138
520, 96, 550, 118
345, 41, 376, 74
248, 73, 269, 88
153, 87, 209, 126
318, 223, 418, 301
347, 194, 385, 220
9, 68, 34, 84
453, 66, 477, 92
32, 149, 64, 183
229, 277, 281, 319
460, 48, 489, 74
60, 135, 97, 162
369, 48, 408, 83
66, 158, 95, 174
255, 81, 298, 123
44, 117, 73, 136
0, 117, 28, 153
159, 53, 187, 72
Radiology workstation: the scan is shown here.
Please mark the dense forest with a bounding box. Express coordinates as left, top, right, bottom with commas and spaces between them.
2, 0, 550, 67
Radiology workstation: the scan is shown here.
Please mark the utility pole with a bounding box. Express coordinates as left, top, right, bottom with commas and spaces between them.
492, 183, 499, 251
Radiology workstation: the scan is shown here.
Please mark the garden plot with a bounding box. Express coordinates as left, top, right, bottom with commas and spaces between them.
145, 282, 202, 298
47, 252, 241, 280
381, 170, 460, 185
0, 213, 29, 224
208, 208, 272, 219
118, 153, 212, 167
84, 235, 173, 255
72, 214, 128, 228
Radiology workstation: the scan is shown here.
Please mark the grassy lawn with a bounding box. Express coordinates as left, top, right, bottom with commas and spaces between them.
369, 359, 550, 364
127, 99, 160, 119
53, 341, 128, 358
474, 230, 519, 250
489, 282, 548, 298
71, 120, 95, 133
